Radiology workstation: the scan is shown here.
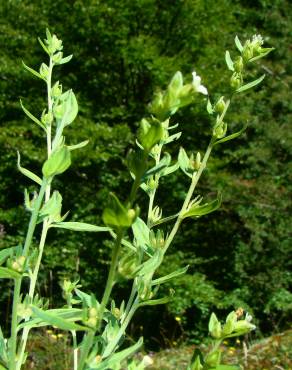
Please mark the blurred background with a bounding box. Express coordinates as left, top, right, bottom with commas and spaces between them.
0, 0, 291, 359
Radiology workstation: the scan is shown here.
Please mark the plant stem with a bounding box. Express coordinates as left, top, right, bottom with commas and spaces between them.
9, 279, 21, 370
162, 140, 214, 255
77, 331, 95, 370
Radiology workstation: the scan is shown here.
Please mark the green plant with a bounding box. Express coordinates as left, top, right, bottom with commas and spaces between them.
0, 30, 272, 370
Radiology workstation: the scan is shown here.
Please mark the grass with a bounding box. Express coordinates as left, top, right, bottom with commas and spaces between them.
23, 329, 292, 369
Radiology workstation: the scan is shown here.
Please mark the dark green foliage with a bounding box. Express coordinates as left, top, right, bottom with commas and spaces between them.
0, 0, 291, 346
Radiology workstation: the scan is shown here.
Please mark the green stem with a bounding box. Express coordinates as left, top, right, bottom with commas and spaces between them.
77, 331, 95, 370
9, 279, 21, 370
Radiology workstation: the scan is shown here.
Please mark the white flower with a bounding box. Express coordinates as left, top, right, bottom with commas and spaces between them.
192, 71, 208, 95
142, 355, 154, 367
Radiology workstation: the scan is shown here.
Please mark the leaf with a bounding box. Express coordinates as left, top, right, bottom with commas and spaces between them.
102, 193, 135, 229
94, 338, 143, 368
210, 366, 240, 370
182, 194, 222, 219
31, 306, 88, 331
20, 100, 46, 131
0, 267, 21, 280
236, 74, 265, 93
38, 37, 50, 54
207, 98, 214, 114
61, 90, 78, 127
225, 51, 234, 71
0, 247, 15, 265
178, 147, 193, 178
249, 47, 275, 62
135, 250, 163, 277
17, 152, 42, 185
152, 265, 189, 286
50, 222, 109, 232
132, 218, 150, 249
67, 140, 89, 151
58, 54, 73, 65
22, 61, 44, 80
160, 162, 179, 177
234, 35, 243, 52
137, 296, 170, 307
142, 153, 171, 180
163, 131, 182, 144
213, 125, 247, 146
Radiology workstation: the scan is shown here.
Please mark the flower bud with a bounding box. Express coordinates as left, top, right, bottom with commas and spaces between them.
11, 256, 26, 272
39, 63, 49, 79
52, 52, 63, 64
194, 152, 201, 170
213, 122, 227, 139
234, 56, 244, 73
42, 146, 71, 178
205, 350, 221, 367
214, 96, 226, 114
242, 41, 253, 62
190, 356, 203, 370
41, 111, 53, 126
230, 72, 242, 90
51, 81, 62, 98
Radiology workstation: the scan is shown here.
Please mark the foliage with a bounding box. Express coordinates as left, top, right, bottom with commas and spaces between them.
0, 0, 291, 350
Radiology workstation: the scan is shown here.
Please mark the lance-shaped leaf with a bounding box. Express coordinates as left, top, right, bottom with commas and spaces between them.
160, 161, 179, 177
138, 117, 164, 151
207, 98, 214, 114
236, 74, 265, 93
210, 366, 240, 370
0, 267, 21, 280
31, 306, 89, 331
67, 140, 89, 151
234, 35, 243, 52
182, 194, 222, 219
132, 217, 150, 249
142, 153, 171, 181
96, 338, 143, 368
50, 222, 109, 232
58, 54, 73, 65
60, 90, 78, 127
137, 296, 171, 308
38, 37, 50, 54
22, 61, 45, 80
20, 100, 46, 131
225, 51, 234, 71
178, 147, 193, 178
134, 249, 163, 277
152, 265, 189, 286
249, 47, 274, 63
213, 125, 247, 146
17, 152, 42, 185
163, 131, 182, 144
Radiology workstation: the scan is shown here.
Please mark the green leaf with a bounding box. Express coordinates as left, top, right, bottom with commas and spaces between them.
60, 90, 78, 127
31, 306, 89, 331
236, 74, 265, 93
22, 61, 45, 80
210, 366, 240, 370
50, 222, 109, 232
58, 54, 73, 65
138, 118, 164, 151
178, 147, 193, 178
137, 296, 171, 307
213, 125, 247, 146
160, 162, 179, 177
67, 140, 89, 151
135, 250, 163, 277
234, 35, 243, 52
163, 131, 182, 144
17, 152, 42, 185
94, 338, 143, 368
152, 265, 189, 286
225, 51, 234, 71
132, 217, 150, 249
20, 100, 46, 131
207, 98, 214, 114
0, 247, 15, 265
38, 37, 50, 54
142, 153, 171, 180
0, 267, 21, 280
249, 48, 274, 62
182, 194, 222, 219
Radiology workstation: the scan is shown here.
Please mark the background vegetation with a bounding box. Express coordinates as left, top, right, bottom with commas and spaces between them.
0, 0, 291, 350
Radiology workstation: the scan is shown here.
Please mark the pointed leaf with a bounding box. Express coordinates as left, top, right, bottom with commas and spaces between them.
17, 152, 42, 185
213, 125, 247, 146
160, 162, 179, 177
0, 267, 21, 279
50, 222, 109, 232
31, 306, 89, 331
207, 98, 214, 114
103, 193, 136, 229
249, 48, 274, 62
142, 153, 171, 180
236, 74, 265, 93
182, 194, 222, 219
210, 366, 240, 370
20, 100, 46, 131
234, 35, 243, 52
152, 265, 189, 286
97, 338, 143, 367
225, 51, 234, 71
22, 61, 45, 80
178, 147, 193, 178
163, 131, 182, 144
38, 37, 50, 54
58, 54, 73, 65
132, 217, 150, 249
67, 140, 89, 151
138, 296, 170, 307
